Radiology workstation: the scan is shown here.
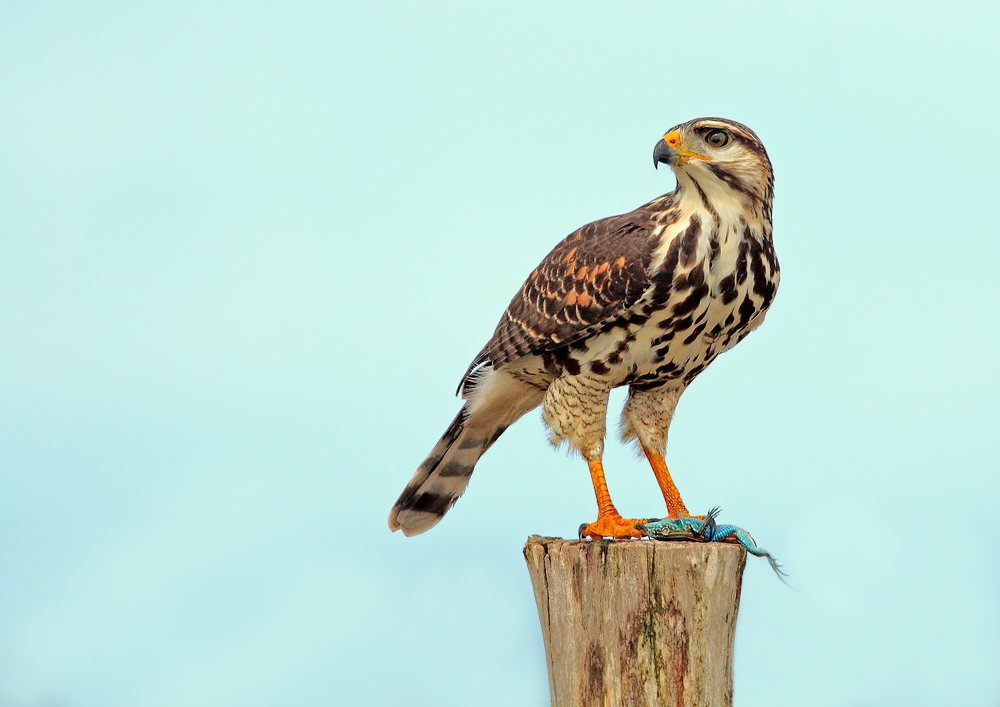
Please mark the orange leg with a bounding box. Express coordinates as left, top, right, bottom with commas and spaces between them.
579, 458, 647, 539
642, 446, 692, 519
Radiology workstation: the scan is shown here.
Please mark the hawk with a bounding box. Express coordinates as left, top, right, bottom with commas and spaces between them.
389, 117, 778, 539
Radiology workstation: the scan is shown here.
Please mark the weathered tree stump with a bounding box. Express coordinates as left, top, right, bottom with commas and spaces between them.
523, 536, 746, 707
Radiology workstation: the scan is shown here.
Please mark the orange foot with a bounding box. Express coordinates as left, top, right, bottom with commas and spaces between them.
579, 513, 648, 540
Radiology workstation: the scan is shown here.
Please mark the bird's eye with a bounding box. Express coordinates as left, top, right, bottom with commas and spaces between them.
705, 130, 730, 148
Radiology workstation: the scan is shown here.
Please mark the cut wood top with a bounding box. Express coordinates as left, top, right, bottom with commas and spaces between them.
523, 535, 747, 707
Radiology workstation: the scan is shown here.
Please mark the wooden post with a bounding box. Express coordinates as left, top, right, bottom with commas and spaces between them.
523, 536, 746, 707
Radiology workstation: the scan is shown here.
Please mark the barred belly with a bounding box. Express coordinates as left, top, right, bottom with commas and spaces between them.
570, 211, 779, 391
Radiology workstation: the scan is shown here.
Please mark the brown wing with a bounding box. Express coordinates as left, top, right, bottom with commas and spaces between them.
459, 211, 656, 392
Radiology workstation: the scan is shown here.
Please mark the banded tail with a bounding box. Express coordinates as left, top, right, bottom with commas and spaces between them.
388, 407, 508, 536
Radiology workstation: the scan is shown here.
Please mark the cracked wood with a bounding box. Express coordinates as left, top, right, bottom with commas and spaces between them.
523, 537, 746, 707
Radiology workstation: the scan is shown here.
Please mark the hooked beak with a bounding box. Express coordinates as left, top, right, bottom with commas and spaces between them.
653, 138, 675, 169
653, 129, 711, 169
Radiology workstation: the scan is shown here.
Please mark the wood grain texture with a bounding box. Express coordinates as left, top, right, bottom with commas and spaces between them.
523, 536, 746, 707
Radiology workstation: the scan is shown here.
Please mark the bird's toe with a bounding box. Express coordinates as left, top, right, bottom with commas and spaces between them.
580, 514, 648, 540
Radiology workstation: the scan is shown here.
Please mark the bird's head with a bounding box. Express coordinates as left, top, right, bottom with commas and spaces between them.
653, 117, 773, 207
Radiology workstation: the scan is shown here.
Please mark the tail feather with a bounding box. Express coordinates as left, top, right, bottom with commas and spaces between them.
388, 408, 506, 537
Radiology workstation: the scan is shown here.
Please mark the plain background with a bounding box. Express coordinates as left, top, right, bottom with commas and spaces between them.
2, 1, 999, 705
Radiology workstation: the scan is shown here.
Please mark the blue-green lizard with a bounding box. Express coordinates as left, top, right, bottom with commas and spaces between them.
637, 508, 787, 581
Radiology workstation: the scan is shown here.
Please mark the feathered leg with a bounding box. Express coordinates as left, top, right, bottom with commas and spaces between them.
543, 375, 646, 539
621, 385, 694, 519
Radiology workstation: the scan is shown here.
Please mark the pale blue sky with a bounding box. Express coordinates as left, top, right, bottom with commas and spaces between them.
1, 1, 998, 706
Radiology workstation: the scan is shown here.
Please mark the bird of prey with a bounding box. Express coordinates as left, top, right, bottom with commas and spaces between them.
389, 117, 778, 540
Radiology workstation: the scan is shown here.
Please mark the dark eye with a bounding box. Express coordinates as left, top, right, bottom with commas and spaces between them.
706, 130, 730, 148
